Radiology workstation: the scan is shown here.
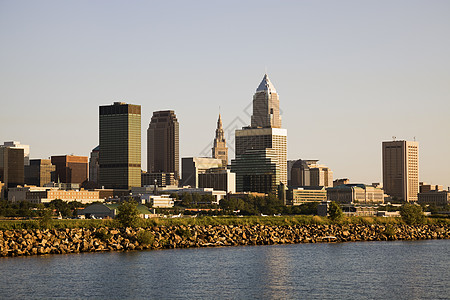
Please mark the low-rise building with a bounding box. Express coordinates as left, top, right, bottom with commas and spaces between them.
77, 203, 154, 219
8, 186, 103, 204
287, 187, 327, 205
327, 184, 384, 205
418, 190, 450, 206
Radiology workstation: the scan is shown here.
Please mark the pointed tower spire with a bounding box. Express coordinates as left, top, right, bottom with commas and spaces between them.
251, 73, 281, 128
212, 113, 228, 168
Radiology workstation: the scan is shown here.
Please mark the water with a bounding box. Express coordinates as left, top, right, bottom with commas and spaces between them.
1, 240, 449, 299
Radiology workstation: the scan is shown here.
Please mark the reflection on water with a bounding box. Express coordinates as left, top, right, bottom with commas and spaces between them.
1, 240, 449, 299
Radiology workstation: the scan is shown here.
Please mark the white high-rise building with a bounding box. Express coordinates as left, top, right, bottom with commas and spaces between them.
232, 74, 287, 193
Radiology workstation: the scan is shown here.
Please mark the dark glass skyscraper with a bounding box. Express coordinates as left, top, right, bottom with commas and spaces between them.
99, 102, 141, 189
147, 110, 179, 180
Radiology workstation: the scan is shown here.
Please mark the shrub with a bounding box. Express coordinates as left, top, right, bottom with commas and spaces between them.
175, 227, 192, 238
400, 203, 425, 225
328, 202, 343, 221
116, 201, 141, 228
136, 230, 155, 245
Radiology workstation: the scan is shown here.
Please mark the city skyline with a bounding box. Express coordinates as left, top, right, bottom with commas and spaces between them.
1, 1, 449, 188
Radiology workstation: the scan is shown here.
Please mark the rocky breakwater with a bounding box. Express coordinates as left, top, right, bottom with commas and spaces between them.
1, 224, 449, 257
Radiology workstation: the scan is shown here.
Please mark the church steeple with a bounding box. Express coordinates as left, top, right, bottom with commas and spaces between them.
212, 113, 228, 167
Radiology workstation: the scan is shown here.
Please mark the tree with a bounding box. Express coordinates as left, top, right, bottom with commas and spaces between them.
400, 203, 425, 225
116, 201, 141, 227
328, 201, 343, 221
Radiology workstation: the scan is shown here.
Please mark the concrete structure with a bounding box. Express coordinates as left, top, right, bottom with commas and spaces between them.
0, 147, 24, 198
142, 172, 177, 187
99, 102, 141, 189
327, 184, 384, 205
290, 159, 333, 188
89, 146, 100, 185
382, 140, 419, 202
287, 187, 327, 205
3, 141, 30, 165
25, 159, 55, 187
147, 110, 179, 179
232, 74, 287, 192
51, 155, 88, 185
231, 149, 280, 194
8, 186, 103, 204
418, 190, 450, 207
212, 114, 228, 167
181, 157, 222, 187
198, 168, 236, 193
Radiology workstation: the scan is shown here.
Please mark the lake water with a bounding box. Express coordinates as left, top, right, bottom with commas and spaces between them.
1, 240, 449, 299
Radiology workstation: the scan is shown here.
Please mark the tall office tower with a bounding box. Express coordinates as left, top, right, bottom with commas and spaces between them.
51, 155, 88, 185
99, 102, 141, 189
89, 146, 100, 185
25, 159, 55, 186
212, 114, 228, 167
232, 74, 287, 193
251, 74, 282, 128
290, 159, 333, 188
0, 146, 24, 198
382, 140, 419, 202
147, 110, 179, 179
3, 141, 30, 166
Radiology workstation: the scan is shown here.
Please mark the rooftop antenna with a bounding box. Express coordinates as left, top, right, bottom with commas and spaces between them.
265, 66, 268, 75
414, 136, 416, 141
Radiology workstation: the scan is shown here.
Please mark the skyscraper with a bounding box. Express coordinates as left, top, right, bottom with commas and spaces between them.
212, 114, 228, 167
3, 141, 30, 166
231, 74, 287, 193
382, 140, 419, 202
99, 102, 141, 189
24, 159, 55, 186
147, 110, 179, 179
0, 146, 24, 198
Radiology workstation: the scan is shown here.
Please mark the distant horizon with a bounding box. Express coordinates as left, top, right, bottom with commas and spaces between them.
1, 1, 449, 188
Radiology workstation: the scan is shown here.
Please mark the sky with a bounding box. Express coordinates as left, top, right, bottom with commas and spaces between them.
1, 1, 449, 188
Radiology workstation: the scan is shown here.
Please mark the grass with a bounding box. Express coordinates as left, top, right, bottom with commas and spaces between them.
0, 215, 448, 230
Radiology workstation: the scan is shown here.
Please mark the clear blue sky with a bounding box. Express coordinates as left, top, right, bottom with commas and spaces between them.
1, 1, 449, 188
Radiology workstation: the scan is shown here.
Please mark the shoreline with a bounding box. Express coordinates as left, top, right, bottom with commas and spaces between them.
1, 223, 449, 257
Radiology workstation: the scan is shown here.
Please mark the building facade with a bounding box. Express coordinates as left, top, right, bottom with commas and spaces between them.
418, 190, 449, 207
231, 149, 280, 194
382, 140, 419, 202
0, 146, 24, 198
290, 159, 333, 188
3, 141, 30, 166
287, 187, 327, 205
147, 110, 179, 179
141, 172, 177, 187
24, 159, 55, 187
327, 184, 384, 205
51, 155, 88, 185
198, 168, 236, 193
99, 102, 141, 189
181, 157, 222, 187
212, 114, 228, 168
89, 146, 100, 185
